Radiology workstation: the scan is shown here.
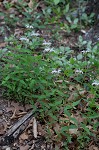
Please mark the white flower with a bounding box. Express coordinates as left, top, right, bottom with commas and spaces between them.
25, 24, 34, 29
51, 69, 61, 74
92, 81, 99, 86
4, 36, 8, 40
75, 69, 83, 74
81, 50, 90, 54
43, 47, 55, 52
30, 31, 40, 36
10, 42, 13, 44
42, 40, 51, 46
19, 37, 29, 42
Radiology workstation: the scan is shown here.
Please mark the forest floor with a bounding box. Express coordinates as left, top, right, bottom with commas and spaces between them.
0, 0, 99, 150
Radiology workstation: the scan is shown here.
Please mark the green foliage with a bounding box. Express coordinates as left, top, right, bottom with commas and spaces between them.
0, 0, 99, 149
1, 30, 99, 148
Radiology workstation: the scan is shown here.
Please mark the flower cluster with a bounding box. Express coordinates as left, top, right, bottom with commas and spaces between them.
25, 24, 34, 29
51, 69, 61, 74
75, 69, 83, 74
42, 40, 51, 46
42, 40, 55, 53
81, 50, 90, 54
43, 47, 55, 52
19, 37, 29, 42
30, 31, 40, 36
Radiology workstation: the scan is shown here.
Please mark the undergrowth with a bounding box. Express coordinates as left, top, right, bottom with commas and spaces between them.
0, 0, 99, 149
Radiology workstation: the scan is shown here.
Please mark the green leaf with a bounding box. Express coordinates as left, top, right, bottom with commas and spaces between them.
53, 0, 60, 5
64, 3, 69, 13
88, 113, 99, 119
77, 53, 83, 60
81, 123, 90, 135
72, 100, 80, 107
2, 76, 10, 84
61, 126, 69, 132
74, 18, 78, 24
29, 79, 35, 88
70, 117, 78, 126
64, 107, 71, 117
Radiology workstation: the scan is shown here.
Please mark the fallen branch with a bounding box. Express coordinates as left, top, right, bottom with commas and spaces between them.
0, 110, 37, 146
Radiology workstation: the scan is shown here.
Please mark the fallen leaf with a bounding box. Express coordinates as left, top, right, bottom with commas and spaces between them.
28, 0, 34, 9
69, 128, 78, 134
25, 104, 32, 111
69, 85, 75, 91
73, 112, 85, 123
0, 122, 5, 135
10, 109, 16, 119
11, 101, 25, 113
89, 145, 99, 150
20, 132, 29, 140
0, 110, 3, 115
20, 145, 30, 150
87, 94, 95, 99
55, 80, 63, 83
53, 123, 60, 133
0, 42, 7, 48
14, 28, 23, 37
11, 0, 18, 4
38, 124, 46, 136
6, 106, 15, 112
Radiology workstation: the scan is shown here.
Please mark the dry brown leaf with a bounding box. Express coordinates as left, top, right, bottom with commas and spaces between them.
6, 106, 15, 112
20, 132, 29, 140
11, 0, 18, 4
38, 124, 46, 136
25, 104, 32, 111
0, 110, 3, 116
69, 85, 75, 91
60, 116, 69, 126
89, 145, 99, 150
11, 101, 25, 113
14, 28, 23, 37
69, 128, 78, 134
0, 122, 5, 135
0, 42, 7, 48
28, 0, 34, 9
87, 93, 95, 99
53, 123, 60, 133
16, 112, 27, 116
55, 80, 63, 83
20, 145, 30, 150
7, 8, 18, 15
73, 112, 85, 123
79, 90, 87, 96
68, 93, 75, 101
10, 109, 16, 119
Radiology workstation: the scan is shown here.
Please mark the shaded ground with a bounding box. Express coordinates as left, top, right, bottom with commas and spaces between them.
0, 96, 53, 150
